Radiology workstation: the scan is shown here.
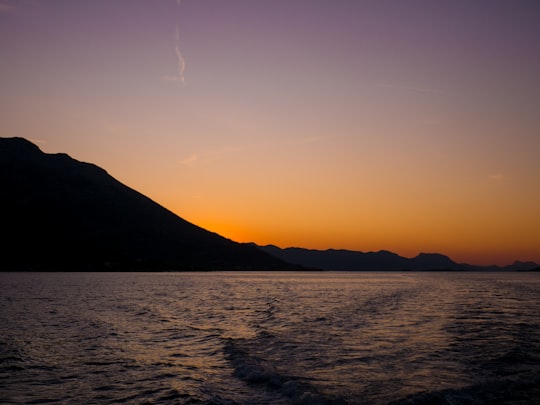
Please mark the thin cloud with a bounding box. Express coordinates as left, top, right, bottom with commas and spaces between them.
104, 124, 121, 133
180, 136, 330, 167
163, 4, 186, 84
417, 119, 441, 126
180, 153, 198, 166
161, 46, 186, 83
180, 146, 252, 167
377, 82, 445, 95
489, 173, 506, 181
282, 135, 331, 146
175, 45, 186, 83
162, 45, 186, 83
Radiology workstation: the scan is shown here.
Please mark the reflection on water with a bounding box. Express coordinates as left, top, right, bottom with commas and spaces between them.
1, 272, 539, 404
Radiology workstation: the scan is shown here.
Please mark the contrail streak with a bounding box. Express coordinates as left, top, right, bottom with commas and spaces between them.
175, 43, 186, 84
377, 82, 444, 95
175, 2, 185, 84
163, 1, 186, 84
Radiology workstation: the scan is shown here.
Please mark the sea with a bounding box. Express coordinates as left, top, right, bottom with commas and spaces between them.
1, 271, 539, 404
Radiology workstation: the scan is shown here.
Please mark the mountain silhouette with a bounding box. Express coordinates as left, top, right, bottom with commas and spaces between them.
0, 137, 291, 271
257, 245, 459, 271
3, 137, 536, 272
257, 245, 539, 271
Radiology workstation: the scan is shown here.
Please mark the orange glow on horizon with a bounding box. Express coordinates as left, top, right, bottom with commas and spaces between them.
2, 1, 539, 268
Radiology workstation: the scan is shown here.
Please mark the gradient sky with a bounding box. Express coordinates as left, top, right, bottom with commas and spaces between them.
2, 0, 539, 266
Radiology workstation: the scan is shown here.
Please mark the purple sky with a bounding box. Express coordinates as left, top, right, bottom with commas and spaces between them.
1, 0, 539, 265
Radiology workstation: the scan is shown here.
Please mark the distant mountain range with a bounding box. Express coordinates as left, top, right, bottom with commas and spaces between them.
257, 245, 539, 272
2, 137, 537, 272
0, 137, 290, 270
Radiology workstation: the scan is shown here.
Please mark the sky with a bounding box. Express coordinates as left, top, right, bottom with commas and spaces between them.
1, 0, 539, 266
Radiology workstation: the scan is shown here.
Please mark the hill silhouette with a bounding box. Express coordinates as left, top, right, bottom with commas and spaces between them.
0, 137, 291, 271
257, 245, 539, 271
3, 137, 536, 272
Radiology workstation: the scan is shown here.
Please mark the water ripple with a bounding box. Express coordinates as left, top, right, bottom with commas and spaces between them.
1, 271, 539, 404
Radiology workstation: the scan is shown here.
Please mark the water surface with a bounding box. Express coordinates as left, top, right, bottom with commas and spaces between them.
1, 271, 539, 404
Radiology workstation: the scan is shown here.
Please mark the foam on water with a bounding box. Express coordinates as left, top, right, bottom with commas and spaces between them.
1, 271, 539, 404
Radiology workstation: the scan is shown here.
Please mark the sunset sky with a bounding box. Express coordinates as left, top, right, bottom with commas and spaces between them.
1, 0, 539, 266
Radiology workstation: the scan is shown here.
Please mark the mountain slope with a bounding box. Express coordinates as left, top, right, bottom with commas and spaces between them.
257, 245, 538, 271
0, 137, 290, 270
257, 245, 461, 271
